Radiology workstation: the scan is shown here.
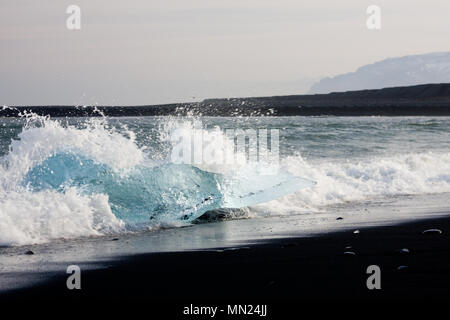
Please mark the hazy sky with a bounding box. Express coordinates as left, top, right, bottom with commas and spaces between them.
1, 0, 449, 105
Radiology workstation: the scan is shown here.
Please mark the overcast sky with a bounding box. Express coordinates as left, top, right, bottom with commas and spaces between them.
1, 0, 449, 105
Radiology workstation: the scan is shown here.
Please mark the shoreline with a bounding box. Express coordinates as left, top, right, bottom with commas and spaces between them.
2, 83, 450, 117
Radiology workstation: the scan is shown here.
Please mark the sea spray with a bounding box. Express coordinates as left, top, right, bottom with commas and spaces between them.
0, 114, 310, 245
1, 114, 450, 246
0, 114, 140, 245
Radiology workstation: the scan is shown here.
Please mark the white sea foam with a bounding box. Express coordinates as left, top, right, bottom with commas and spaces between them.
0, 116, 138, 245
251, 152, 450, 215
0, 188, 124, 246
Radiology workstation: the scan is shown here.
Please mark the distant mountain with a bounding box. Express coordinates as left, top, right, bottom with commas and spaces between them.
308, 52, 450, 94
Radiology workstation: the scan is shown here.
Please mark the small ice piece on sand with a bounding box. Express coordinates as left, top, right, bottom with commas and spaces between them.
353, 230, 360, 234
343, 251, 356, 256
422, 229, 442, 235
397, 248, 410, 254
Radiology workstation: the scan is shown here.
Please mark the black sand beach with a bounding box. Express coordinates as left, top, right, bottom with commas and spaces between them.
3, 214, 450, 315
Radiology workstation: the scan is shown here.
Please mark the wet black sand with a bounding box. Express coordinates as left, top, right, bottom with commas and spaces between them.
2, 215, 450, 315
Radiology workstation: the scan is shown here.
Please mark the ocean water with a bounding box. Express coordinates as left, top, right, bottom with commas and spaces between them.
1, 114, 449, 246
